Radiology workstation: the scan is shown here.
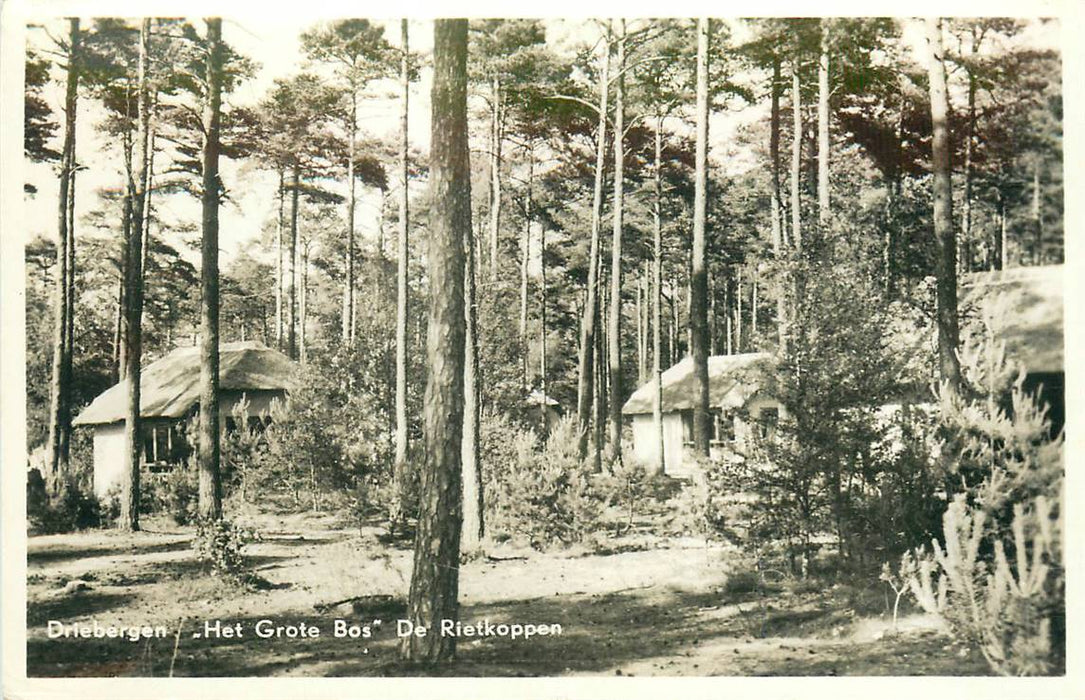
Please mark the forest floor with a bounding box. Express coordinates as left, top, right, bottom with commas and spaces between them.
24, 510, 992, 677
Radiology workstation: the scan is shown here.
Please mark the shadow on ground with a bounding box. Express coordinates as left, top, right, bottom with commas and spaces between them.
28, 538, 192, 566
26, 585, 992, 678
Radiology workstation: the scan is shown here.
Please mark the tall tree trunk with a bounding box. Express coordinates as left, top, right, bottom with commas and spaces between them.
488, 74, 502, 280
539, 223, 549, 433
593, 273, 606, 472
519, 142, 533, 388
112, 277, 123, 381
669, 277, 678, 364
300, 241, 309, 365
770, 55, 784, 252
275, 169, 284, 350
690, 18, 711, 457
576, 33, 609, 459
884, 98, 905, 296
790, 57, 803, 252
139, 93, 157, 282
117, 113, 133, 380
725, 282, 733, 355
607, 18, 626, 466
925, 18, 961, 394
961, 54, 977, 275
770, 55, 788, 354
343, 90, 358, 343
197, 17, 224, 523
393, 19, 411, 526
652, 120, 665, 474
636, 276, 643, 381
751, 270, 758, 345
709, 273, 718, 356
999, 188, 1009, 270
121, 19, 151, 531
288, 162, 300, 360
63, 153, 76, 458
735, 271, 743, 352
403, 18, 469, 664
47, 18, 80, 490
1032, 164, 1043, 264
817, 21, 830, 233
462, 193, 483, 554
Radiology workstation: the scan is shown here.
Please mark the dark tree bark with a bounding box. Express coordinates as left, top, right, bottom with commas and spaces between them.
925, 18, 962, 393
47, 18, 80, 491
652, 120, 665, 474
198, 17, 224, 523
690, 18, 711, 457
393, 19, 410, 526
606, 18, 626, 466
403, 18, 469, 665
121, 19, 152, 531
576, 32, 609, 460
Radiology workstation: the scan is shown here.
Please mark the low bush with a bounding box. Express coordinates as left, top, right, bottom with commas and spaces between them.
28, 473, 104, 533
483, 414, 600, 548
193, 518, 249, 583
154, 460, 199, 525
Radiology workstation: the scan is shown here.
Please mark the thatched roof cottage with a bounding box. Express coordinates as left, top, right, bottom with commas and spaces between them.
73, 341, 295, 496
621, 352, 781, 478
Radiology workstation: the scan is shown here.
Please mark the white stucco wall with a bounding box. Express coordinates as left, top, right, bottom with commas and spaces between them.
630, 413, 689, 478
92, 423, 127, 497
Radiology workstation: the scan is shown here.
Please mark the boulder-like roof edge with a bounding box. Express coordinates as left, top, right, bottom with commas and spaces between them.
959, 264, 1063, 374
622, 352, 773, 416
73, 341, 296, 426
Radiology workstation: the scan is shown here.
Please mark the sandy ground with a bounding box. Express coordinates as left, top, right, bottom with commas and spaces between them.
25, 512, 992, 677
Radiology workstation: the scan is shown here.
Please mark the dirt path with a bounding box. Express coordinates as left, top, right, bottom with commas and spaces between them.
25, 517, 990, 677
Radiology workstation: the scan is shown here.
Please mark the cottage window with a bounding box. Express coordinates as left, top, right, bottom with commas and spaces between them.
143, 424, 184, 472
758, 407, 779, 439
713, 410, 735, 444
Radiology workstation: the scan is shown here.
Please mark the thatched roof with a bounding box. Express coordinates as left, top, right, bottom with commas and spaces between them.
525, 390, 560, 407
959, 264, 1063, 374
622, 352, 773, 416
74, 341, 296, 426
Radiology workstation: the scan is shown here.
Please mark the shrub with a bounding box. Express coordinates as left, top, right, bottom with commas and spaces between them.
899, 493, 1063, 675
155, 459, 199, 525
28, 474, 104, 533
484, 414, 601, 548
193, 518, 248, 582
